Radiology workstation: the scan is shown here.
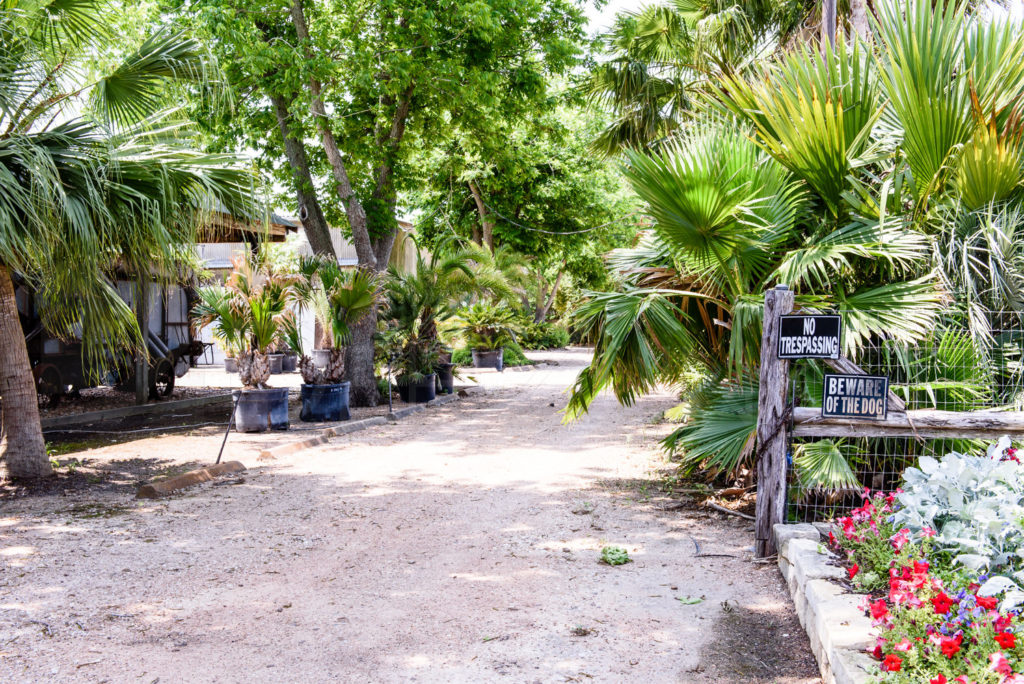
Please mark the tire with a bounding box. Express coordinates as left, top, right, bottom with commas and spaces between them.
149, 357, 175, 399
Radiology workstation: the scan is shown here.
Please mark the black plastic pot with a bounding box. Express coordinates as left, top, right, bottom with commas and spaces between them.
268, 353, 285, 374
224, 357, 238, 373
472, 348, 504, 372
436, 363, 455, 394
398, 373, 437, 403
312, 349, 331, 369
233, 388, 289, 433
300, 382, 350, 422
282, 353, 298, 373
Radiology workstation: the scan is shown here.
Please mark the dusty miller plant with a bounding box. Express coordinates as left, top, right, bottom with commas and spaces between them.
894, 437, 1024, 608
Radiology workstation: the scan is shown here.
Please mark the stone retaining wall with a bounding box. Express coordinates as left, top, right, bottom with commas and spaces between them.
775, 523, 877, 684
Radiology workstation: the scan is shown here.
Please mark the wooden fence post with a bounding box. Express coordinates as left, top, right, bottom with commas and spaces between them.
755, 285, 794, 558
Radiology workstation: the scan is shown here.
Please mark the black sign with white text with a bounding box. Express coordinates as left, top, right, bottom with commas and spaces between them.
778, 315, 841, 359
822, 373, 889, 420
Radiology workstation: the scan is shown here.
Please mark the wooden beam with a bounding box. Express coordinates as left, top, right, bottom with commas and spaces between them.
792, 406, 1024, 439
755, 286, 794, 558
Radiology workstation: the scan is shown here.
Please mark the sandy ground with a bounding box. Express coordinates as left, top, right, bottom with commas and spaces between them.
0, 349, 820, 683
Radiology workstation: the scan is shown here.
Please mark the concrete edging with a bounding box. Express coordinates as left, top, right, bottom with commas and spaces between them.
258, 392, 462, 460
136, 460, 246, 499
41, 393, 233, 430
775, 523, 876, 684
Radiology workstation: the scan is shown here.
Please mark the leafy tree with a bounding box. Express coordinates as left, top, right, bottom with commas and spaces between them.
411, 105, 638, 322
0, 0, 251, 479
181, 0, 588, 405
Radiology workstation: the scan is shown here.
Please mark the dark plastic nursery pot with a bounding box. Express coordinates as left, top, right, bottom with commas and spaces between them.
282, 353, 298, 373
398, 373, 437, 403
436, 363, 455, 394
268, 353, 285, 374
233, 388, 290, 433
300, 382, 350, 422
472, 348, 503, 372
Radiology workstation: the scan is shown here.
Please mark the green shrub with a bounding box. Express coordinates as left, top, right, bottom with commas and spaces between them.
516, 321, 570, 350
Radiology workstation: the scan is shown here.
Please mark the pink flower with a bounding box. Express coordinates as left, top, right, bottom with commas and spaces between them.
848, 564, 859, 580
891, 528, 911, 551
991, 651, 1012, 676
922, 526, 936, 537
893, 638, 913, 652
869, 599, 889, 621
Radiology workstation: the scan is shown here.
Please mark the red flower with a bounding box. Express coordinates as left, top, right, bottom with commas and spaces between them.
940, 635, 961, 658
872, 643, 883, 660
848, 564, 859, 580
932, 592, 955, 615
828, 531, 837, 546
995, 632, 1016, 649
930, 675, 947, 684
869, 599, 889, 621
880, 654, 902, 672
995, 616, 1013, 633
977, 595, 999, 611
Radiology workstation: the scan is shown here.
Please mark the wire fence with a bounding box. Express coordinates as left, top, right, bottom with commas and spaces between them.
784, 309, 1024, 523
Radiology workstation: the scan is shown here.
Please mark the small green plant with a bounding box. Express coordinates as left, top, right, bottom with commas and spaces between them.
600, 545, 632, 566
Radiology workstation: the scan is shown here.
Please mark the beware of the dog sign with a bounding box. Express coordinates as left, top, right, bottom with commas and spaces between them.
822, 373, 889, 420
777, 315, 841, 359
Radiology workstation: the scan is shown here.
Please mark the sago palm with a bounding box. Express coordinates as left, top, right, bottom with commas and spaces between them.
0, 0, 251, 478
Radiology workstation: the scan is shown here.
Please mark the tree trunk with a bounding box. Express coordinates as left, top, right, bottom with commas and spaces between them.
289, 0, 375, 269
467, 180, 495, 251
822, 0, 837, 51
269, 93, 336, 258
344, 305, 378, 406
535, 264, 566, 324
850, 0, 870, 42
0, 266, 51, 480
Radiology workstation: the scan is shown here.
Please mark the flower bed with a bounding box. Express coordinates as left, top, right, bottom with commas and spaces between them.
826, 438, 1024, 683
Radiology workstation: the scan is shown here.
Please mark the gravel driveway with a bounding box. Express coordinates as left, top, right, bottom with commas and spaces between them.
0, 349, 820, 683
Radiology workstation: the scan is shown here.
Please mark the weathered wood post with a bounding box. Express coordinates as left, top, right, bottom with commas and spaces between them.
134, 278, 150, 405
755, 285, 794, 558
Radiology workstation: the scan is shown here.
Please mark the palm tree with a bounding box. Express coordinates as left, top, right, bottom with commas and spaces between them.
566, 117, 942, 477
585, 0, 809, 154
0, 0, 251, 479
570, 0, 1024, 487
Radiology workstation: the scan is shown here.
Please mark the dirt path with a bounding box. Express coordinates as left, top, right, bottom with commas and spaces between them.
0, 349, 820, 683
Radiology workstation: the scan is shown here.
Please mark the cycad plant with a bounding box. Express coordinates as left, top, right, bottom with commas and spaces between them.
458, 302, 517, 351
194, 255, 295, 388
0, 0, 250, 478
301, 261, 377, 385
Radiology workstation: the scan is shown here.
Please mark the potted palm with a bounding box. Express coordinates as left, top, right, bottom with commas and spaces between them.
194, 256, 293, 432
193, 288, 246, 373
287, 260, 377, 422
381, 242, 510, 399
458, 302, 516, 371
